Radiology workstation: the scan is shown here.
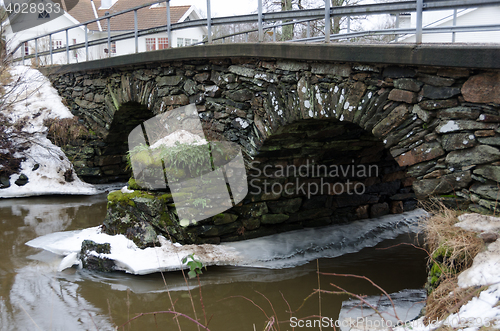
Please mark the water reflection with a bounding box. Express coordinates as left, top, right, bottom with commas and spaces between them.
0, 195, 428, 331
0, 195, 114, 331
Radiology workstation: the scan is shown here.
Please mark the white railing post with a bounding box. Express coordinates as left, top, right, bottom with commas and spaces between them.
347, 16, 350, 33
416, 0, 423, 43
325, 0, 331, 43
395, 13, 400, 42
307, 20, 311, 39
49, 34, 53, 65
85, 24, 89, 61
166, 0, 172, 48
35, 38, 38, 63
66, 29, 70, 64
452, 9, 457, 42
258, 0, 263, 42
107, 13, 111, 57
207, 0, 212, 43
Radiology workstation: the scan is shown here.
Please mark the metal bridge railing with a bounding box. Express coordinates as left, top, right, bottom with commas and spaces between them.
9, 0, 500, 65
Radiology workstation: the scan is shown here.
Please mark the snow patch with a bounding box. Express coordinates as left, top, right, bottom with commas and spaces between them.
150, 130, 207, 149
439, 121, 460, 133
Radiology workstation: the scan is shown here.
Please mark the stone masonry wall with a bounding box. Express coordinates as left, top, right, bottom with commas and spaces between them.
48, 57, 500, 244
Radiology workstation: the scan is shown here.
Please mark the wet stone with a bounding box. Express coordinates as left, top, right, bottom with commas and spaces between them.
14, 174, 28, 186
0, 176, 10, 189
474, 165, 500, 182
470, 183, 500, 201
441, 133, 476, 151
446, 145, 500, 167
394, 142, 444, 167
235, 202, 268, 218
370, 202, 389, 218
462, 72, 500, 104
419, 99, 458, 110
393, 78, 423, 92
436, 107, 480, 120
213, 213, 238, 225
266, 198, 302, 214
478, 137, 500, 146
422, 85, 461, 99
413, 171, 471, 198
388, 89, 417, 103
417, 74, 455, 87
261, 214, 289, 224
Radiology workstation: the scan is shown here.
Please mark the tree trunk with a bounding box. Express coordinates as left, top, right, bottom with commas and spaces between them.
281, 0, 293, 41
331, 0, 345, 35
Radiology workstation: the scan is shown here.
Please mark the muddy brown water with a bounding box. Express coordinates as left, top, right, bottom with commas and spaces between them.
0, 194, 428, 331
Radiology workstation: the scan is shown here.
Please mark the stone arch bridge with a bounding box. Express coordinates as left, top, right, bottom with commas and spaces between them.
42, 43, 500, 244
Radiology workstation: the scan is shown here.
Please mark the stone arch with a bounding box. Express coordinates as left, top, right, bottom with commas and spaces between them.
48, 56, 500, 243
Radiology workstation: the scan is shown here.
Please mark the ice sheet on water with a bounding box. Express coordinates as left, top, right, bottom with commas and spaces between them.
26, 209, 428, 275
224, 209, 428, 269
338, 289, 427, 331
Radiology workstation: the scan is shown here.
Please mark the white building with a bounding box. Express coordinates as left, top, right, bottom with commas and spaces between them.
6, 0, 207, 64
398, 6, 500, 43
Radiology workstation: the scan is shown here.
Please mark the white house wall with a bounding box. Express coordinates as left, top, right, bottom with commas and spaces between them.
402, 6, 500, 43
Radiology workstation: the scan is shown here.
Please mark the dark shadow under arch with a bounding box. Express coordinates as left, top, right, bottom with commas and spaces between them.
245, 118, 416, 229
83, 102, 155, 183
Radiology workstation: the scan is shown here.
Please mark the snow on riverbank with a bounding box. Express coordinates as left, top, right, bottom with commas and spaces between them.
395, 213, 500, 331
1, 65, 98, 198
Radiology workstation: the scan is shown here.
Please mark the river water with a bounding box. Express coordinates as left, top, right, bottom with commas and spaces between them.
0, 194, 428, 331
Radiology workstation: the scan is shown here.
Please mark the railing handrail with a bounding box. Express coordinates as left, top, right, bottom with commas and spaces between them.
9, 0, 500, 64
10, 0, 168, 55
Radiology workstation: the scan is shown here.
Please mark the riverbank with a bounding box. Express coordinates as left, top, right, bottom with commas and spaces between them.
0, 65, 101, 197
397, 206, 500, 331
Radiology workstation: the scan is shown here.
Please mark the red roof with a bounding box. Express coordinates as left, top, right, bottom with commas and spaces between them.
66, 0, 192, 32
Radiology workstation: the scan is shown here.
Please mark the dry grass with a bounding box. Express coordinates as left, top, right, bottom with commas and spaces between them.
44, 117, 89, 147
424, 201, 484, 272
422, 200, 486, 324
424, 276, 482, 323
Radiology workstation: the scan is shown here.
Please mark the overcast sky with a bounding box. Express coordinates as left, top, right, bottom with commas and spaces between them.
169, 0, 259, 17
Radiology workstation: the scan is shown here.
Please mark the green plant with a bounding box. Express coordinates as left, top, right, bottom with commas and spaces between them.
193, 197, 208, 208
182, 253, 205, 279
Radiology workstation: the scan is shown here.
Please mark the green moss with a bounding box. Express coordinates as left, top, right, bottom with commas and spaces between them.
160, 210, 175, 227
212, 213, 225, 222
107, 190, 156, 208
159, 193, 173, 203
440, 194, 458, 198
128, 177, 142, 190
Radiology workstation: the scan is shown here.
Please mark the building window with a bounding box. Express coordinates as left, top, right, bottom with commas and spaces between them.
111, 41, 116, 54
24, 42, 29, 56
158, 37, 168, 49
146, 38, 156, 51
52, 40, 63, 49
192, 39, 198, 44
184, 38, 191, 46
177, 38, 184, 47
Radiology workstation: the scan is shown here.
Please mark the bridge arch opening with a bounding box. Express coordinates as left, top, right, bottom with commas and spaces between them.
87, 101, 155, 183
244, 118, 417, 230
